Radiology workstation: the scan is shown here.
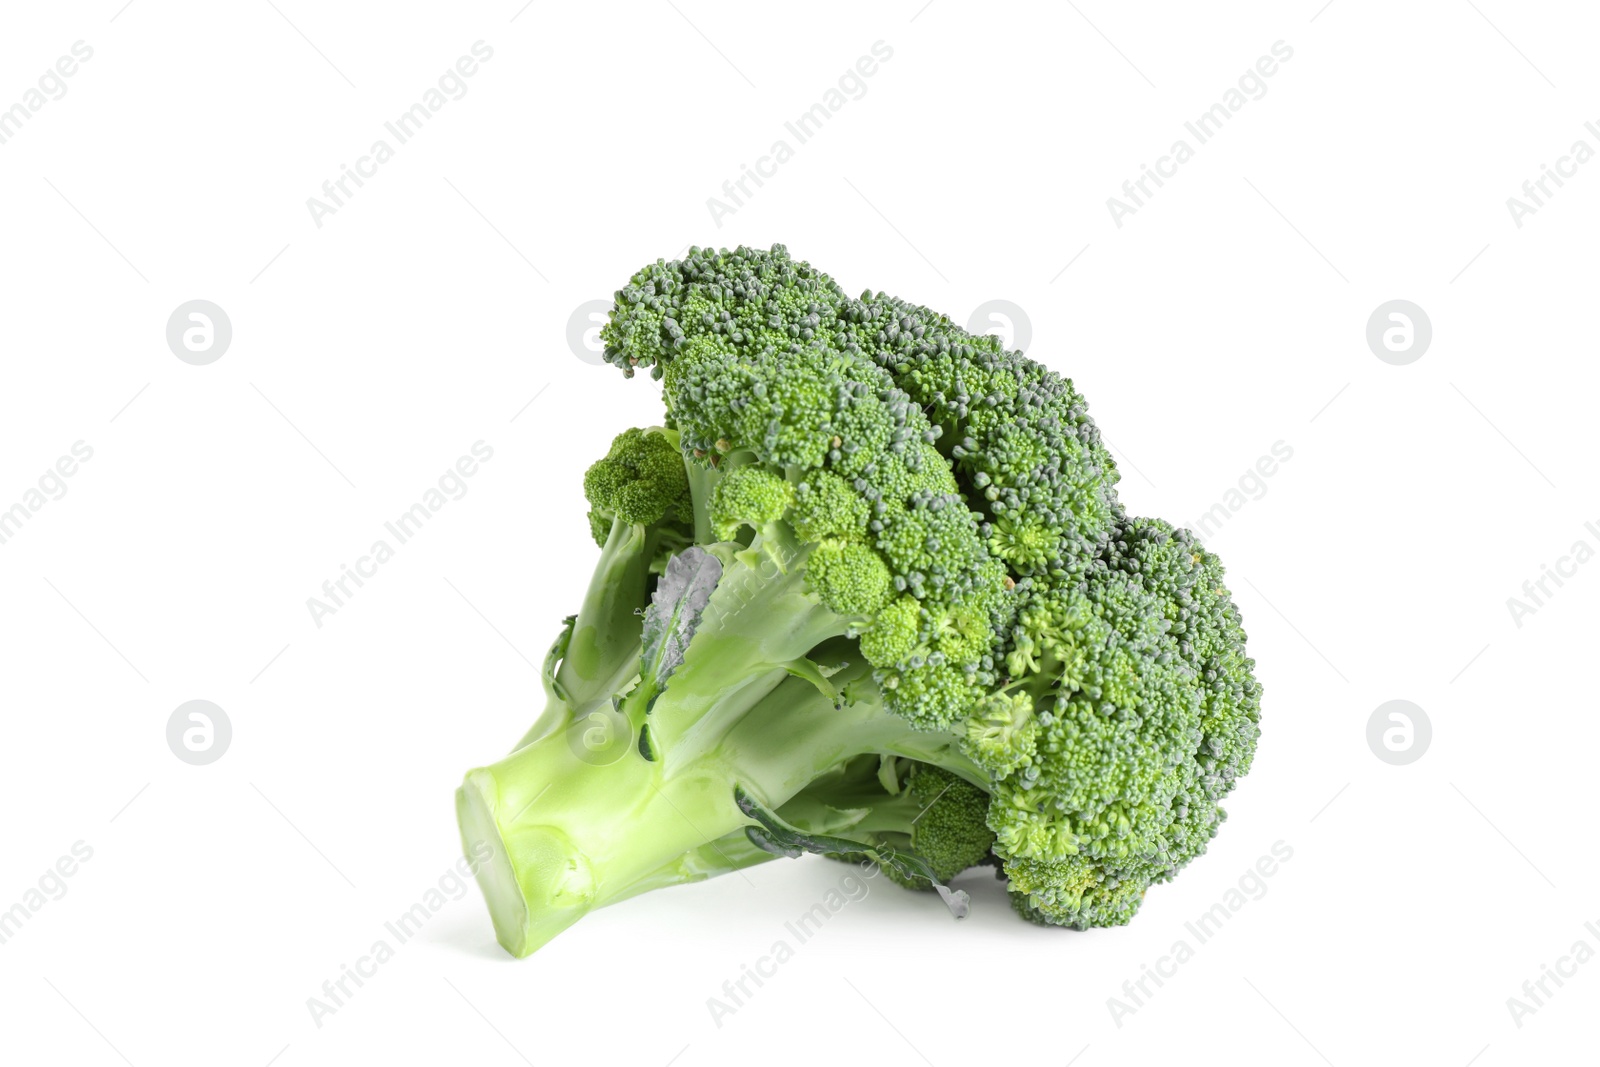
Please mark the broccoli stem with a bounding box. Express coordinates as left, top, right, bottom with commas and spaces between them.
459, 675, 823, 957
457, 669, 976, 957
683, 456, 721, 546
603, 830, 778, 906
515, 517, 666, 751
467, 514, 991, 956
776, 758, 923, 837
558, 519, 650, 701
639, 541, 850, 763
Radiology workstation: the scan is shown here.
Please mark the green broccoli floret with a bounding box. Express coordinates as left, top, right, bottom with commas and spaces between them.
965, 691, 1038, 778
884, 764, 997, 886
707, 464, 793, 543
582, 426, 692, 542
456, 246, 1263, 958
984, 515, 1263, 928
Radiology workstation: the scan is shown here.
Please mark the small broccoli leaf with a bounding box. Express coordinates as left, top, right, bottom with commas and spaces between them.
876, 754, 902, 796
542, 614, 577, 704
779, 657, 838, 702
930, 884, 970, 918
744, 826, 804, 859
639, 546, 722, 690
735, 787, 971, 919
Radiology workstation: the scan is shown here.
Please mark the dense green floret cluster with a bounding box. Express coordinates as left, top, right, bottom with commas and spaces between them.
1105, 518, 1262, 797
984, 515, 1263, 927
647, 324, 1008, 730
603, 245, 1123, 584
455, 245, 1263, 959
887, 764, 998, 887
582, 426, 692, 551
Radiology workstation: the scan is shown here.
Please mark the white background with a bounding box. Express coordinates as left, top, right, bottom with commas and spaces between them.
0, 1, 1593, 1064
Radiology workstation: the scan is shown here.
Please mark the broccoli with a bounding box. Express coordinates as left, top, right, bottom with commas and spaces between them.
456, 245, 1262, 957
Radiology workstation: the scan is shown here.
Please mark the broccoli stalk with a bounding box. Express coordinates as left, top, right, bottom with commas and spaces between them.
459, 635, 978, 957
512, 521, 646, 749
462, 480, 990, 955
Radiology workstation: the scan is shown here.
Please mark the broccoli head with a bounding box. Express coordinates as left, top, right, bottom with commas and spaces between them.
456, 245, 1262, 957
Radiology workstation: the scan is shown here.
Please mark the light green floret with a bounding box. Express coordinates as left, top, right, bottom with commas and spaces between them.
581, 426, 691, 540
707, 465, 794, 543
964, 691, 1038, 778
858, 594, 921, 664
791, 470, 870, 542
807, 540, 894, 617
